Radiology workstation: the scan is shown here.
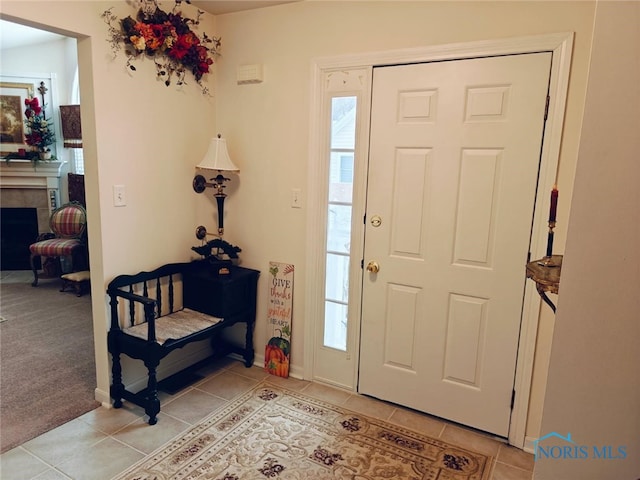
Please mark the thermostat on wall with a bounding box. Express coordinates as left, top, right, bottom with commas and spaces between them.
237, 64, 264, 84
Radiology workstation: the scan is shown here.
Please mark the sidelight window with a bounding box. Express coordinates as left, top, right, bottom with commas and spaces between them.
323, 96, 357, 351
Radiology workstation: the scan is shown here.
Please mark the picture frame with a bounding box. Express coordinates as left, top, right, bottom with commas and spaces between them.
0, 82, 34, 156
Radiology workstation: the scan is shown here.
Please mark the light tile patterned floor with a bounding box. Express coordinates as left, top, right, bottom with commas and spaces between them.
0, 358, 534, 479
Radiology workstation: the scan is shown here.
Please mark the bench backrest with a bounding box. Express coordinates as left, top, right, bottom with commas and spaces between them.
108, 262, 191, 330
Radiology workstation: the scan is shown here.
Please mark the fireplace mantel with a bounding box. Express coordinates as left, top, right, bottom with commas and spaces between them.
0, 160, 66, 190
1, 160, 67, 218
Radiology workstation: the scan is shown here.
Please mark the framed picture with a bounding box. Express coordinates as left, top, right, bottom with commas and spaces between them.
0, 82, 34, 156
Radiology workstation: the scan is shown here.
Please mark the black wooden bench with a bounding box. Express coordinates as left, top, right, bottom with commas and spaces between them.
107, 261, 259, 424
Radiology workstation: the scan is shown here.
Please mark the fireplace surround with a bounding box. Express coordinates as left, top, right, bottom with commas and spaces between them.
0, 160, 65, 270
1, 208, 38, 270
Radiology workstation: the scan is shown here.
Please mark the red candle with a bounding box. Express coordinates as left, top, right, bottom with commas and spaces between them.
549, 185, 558, 222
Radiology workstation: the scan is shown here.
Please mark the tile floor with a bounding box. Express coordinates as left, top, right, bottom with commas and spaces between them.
0, 358, 534, 480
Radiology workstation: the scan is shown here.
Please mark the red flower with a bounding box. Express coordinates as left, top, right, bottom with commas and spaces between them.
198, 61, 211, 74
25, 132, 42, 146
151, 23, 166, 38
25, 97, 39, 108
24, 97, 42, 117
168, 33, 196, 60
196, 45, 208, 60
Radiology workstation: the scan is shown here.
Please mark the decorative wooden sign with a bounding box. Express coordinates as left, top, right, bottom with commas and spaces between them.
265, 262, 294, 378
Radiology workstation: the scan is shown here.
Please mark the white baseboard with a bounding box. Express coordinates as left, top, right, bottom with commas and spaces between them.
106, 347, 303, 407
524, 436, 536, 454
95, 387, 111, 407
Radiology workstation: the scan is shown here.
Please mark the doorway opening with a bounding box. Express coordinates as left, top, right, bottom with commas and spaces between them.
0, 19, 97, 452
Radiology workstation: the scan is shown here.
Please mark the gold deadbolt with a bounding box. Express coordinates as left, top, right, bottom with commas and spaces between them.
370, 215, 382, 227
366, 261, 380, 273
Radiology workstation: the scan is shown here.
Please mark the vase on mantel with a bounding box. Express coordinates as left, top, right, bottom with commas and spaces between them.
39, 150, 52, 161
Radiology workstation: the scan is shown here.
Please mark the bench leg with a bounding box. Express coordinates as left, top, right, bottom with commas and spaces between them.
110, 351, 124, 409
144, 360, 161, 425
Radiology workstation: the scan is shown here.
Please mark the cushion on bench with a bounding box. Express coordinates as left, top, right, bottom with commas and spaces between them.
123, 308, 223, 345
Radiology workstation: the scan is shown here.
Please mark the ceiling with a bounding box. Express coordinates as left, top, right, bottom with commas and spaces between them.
191, 1, 298, 15
0, 21, 67, 50
0, 1, 297, 50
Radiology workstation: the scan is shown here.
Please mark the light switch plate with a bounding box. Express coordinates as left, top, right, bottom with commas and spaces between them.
291, 188, 302, 209
113, 184, 126, 207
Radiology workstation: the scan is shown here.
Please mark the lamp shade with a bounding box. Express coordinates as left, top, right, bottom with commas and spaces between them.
196, 135, 240, 172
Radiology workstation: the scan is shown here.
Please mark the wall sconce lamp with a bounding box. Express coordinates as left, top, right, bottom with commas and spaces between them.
192, 134, 240, 238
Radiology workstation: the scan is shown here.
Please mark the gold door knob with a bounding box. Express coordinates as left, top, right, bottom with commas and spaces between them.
366, 261, 380, 273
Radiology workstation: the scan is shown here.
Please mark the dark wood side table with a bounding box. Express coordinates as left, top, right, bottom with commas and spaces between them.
526, 255, 562, 313
183, 263, 260, 367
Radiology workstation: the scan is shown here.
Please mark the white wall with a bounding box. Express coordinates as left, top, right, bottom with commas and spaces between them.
535, 2, 640, 478
1, 37, 76, 103
0, 1, 608, 445
2, 36, 79, 199
0, 0, 219, 401
214, 0, 595, 440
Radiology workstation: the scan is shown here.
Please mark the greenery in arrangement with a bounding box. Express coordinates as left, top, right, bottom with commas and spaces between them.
24, 97, 56, 152
102, 0, 221, 95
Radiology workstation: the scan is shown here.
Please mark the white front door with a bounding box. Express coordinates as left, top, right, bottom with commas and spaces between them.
358, 53, 552, 437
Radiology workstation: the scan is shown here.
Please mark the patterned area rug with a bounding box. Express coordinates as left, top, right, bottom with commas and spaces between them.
113, 383, 492, 480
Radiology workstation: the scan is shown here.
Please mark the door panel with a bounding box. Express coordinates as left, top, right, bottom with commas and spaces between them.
359, 53, 551, 436
454, 149, 500, 266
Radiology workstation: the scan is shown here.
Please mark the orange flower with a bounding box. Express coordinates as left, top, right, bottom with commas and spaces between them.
135, 22, 153, 39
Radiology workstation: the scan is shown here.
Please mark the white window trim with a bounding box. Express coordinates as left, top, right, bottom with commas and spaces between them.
304, 32, 574, 448
307, 70, 372, 389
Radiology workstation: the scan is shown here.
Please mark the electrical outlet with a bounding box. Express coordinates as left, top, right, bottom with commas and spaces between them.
291, 188, 302, 209
113, 184, 126, 207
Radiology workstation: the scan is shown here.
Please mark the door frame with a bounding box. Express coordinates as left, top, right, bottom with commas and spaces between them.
304, 32, 574, 448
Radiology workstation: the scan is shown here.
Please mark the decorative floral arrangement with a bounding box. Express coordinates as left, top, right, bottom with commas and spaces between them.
102, 0, 221, 94
24, 97, 56, 153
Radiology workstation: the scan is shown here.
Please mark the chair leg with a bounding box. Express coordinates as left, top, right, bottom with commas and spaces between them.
30, 254, 40, 287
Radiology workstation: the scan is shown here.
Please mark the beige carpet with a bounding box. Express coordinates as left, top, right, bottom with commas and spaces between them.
0, 273, 99, 453
113, 382, 492, 480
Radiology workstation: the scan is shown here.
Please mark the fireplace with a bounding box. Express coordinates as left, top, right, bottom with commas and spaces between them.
1, 208, 39, 270
0, 160, 65, 271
